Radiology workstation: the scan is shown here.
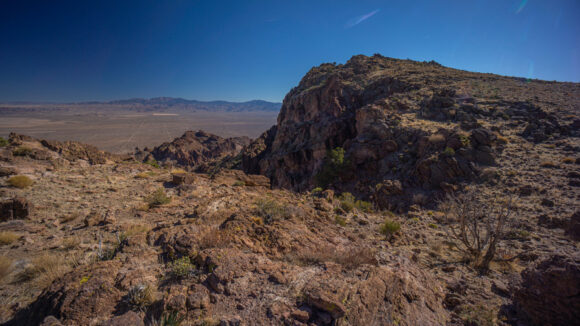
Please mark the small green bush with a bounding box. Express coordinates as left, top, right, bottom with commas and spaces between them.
311, 187, 323, 195
7, 175, 33, 189
159, 311, 185, 326
315, 147, 349, 187
145, 158, 160, 168
459, 134, 471, 147
355, 200, 373, 213
380, 219, 401, 238
145, 188, 171, 208
169, 256, 195, 279
335, 215, 346, 226
338, 192, 355, 213
442, 147, 455, 157
13, 147, 33, 156
0, 137, 8, 147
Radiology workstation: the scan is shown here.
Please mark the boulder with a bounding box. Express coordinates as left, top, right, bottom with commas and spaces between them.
0, 197, 30, 221
513, 255, 580, 326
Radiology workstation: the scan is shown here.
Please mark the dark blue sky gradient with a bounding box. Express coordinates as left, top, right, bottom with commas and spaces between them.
1, 0, 578, 102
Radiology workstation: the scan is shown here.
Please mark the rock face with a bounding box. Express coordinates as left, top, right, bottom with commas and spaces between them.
241, 55, 510, 206
513, 255, 580, 326
146, 130, 250, 168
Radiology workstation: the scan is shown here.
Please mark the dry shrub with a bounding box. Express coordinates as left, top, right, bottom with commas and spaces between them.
0, 231, 19, 245
126, 284, 155, 311
145, 188, 171, 208
7, 175, 33, 188
428, 134, 446, 144
440, 189, 514, 272
289, 245, 377, 270
62, 236, 81, 250
0, 256, 12, 281
59, 212, 80, 223
562, 157, 575, 164
198, 227, 232, 250
125, 224, 151, 237
540, 161, 557, 168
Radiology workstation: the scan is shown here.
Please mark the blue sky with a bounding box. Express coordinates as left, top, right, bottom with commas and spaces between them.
0, 0, 578, 102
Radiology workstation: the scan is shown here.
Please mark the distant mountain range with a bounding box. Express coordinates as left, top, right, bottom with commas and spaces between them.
0, 97, 282, 112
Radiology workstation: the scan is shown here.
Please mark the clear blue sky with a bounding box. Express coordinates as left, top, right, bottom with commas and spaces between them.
1, 0, 578, 102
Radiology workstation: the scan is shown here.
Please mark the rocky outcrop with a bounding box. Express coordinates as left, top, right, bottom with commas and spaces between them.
146, 130, 250, 168
513, 255, 580, 325
241, 55, 504, 206
0, 197, 30, 221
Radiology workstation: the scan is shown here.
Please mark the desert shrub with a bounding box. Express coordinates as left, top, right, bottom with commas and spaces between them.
540, 161, 557, 168
232, 180, 245, 187
0, 137, 8, 147
198, 227, 232, 250
355, 200, 373, 213
338, 192, 355, 212
380, 219, 401, 239
315, 147, 349, 187
440, 189, 514, 271
124, 224, 151, 237
97, 232, 127, 261
458, 304, 496, 326
428, 134, 446, 144
562, 157, 575, 164
0, 231, 19, 245
169, 256, 195, 279
145, 158, 160, 168
12, 146, 33, 156
159, 311, 185, 326
255, 198, 291, 224
126, 284, 154, 312
0, 256, 12, 281
459, 134, 471, 147
61, 236, 81, 249
7, 175, 33, 188
335, 215, 347, 226
135, 171, 152, 179
288, 245, 377, 270
146, 188, 171, 208
442, 147, 455, 157
311, 187, 323, 195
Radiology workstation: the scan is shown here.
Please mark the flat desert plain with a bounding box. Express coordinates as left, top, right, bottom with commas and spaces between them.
0, 107, 277, 153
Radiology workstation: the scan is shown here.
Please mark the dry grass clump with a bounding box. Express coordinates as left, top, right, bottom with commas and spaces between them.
379, 219, 401, 239
125, 224, 151, 237
288, 245, 377, 270
16, 253, 70, 284
59, 212, 80, 223
255, 198, 292, 224
12, 146, 33, 156
168, 256, 196, 279
135, 171, 155, 179
198, 227, 232, 250
540, 161, 557, 168
62, 236, 81, 250
0, 256, 12, 281
562, 157, 575, 164
0, 231, 19, 245
7, 175, 33, 189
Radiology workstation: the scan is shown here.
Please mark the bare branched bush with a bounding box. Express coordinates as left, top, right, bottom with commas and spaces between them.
440, 189, 514, 271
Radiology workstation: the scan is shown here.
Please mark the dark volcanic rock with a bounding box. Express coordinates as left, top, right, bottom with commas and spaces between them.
513, 255, 580, 326
0, 197, 30, 221
148, 130, 250, 168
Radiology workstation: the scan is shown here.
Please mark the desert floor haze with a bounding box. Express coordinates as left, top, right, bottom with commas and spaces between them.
0, 54, 578, 326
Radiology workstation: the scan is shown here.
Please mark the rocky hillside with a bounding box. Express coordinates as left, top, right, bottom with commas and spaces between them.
139, 130, 250, 170
0, 54, 578, 326
242, 55, 579, 210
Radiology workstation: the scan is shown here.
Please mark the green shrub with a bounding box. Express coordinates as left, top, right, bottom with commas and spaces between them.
315, 147, 349, 187
442, 147, 455, 157
7, 175, 33, 188
335, 215, 346, 226
338, 192, 355, 212
380, 219, 401, 238
169, 256, 195, 279
0, 137, 8, 147
145, 188, 171, 208
13, 147, 33, 156
355, 200, 373, 213
145, 158, 160, 168
311, 187, 323, 195
159, 311, 185, 326
459, 134, 471, 147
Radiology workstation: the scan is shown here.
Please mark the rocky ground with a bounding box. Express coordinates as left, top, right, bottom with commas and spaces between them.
0, 55, 579, 326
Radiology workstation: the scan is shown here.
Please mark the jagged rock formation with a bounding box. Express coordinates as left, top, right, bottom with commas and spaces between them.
242, 54, 579, 210
142, 130, 250, 168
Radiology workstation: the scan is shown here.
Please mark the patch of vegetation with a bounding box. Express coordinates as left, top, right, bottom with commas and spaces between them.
315, 147, 349, 188
232, 180, 245, 187
145, 158, 160, 168
0, 137, 8, 147
0, 257, 12, 281
198, 228, 232, 250
380, 219, 401, 239
540, 161, 557, 168
335, 215, 347, 226
16, 253, 68, 283
459, 134, 471, 147
126, 284, 154, 312
255, 198, 291, 224
168, 256, 195, 279
355, 200, 373, 213
428, 223, 438, 229
288, 245, 377, 270
442, 147, 455, 157
337, 192, 373, 213
135, 171, 155, 179
158, 311, 185, 326
59, 212, 80, 223
458, 304, 496, 326
311, 187, 323, 195
0, 231, 19, 245
62, 236, 81, 250
145, 188, 171, 208
12, 146, 33, 156
7, 175, 33, 189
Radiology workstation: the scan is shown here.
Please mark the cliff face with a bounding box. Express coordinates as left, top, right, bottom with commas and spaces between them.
242, 54, 579, 209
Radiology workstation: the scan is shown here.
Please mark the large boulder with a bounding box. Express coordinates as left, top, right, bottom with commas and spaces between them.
0, 197, 30, 221
513, 255, 580, 325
